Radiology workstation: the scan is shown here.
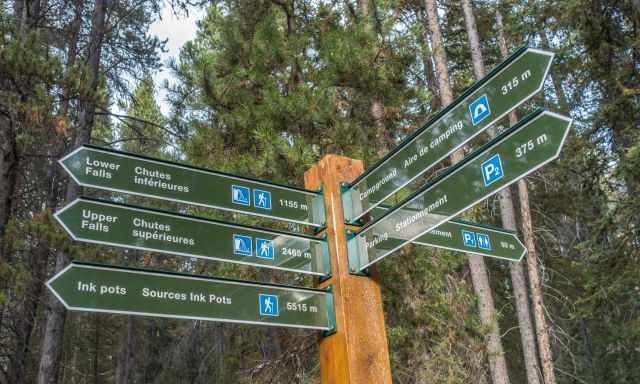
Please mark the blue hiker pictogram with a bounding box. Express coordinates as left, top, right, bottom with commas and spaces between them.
256, 239, 274, 260
259, 294, 279, 316
253, 189, 272, 210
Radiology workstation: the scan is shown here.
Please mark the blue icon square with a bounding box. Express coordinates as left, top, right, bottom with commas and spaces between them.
232, 185, 251, 206
481, 154, 504, 186
253, 189, 272, 210
469, 94, 491, 126
256, 238, 274, 260
476, 233, 491, 250
259, 294, 279, 316
462, 230, 477, 247
233, 234, 253, 256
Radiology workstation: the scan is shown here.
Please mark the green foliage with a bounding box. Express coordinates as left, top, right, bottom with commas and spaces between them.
118, 76, 169, 156
0, 0, 638, 383
381, 246, 487, 383
171, 1, 418, 184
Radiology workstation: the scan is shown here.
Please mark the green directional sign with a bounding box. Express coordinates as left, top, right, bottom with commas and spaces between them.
343, 47, 554, 223
347, 110, 571, 272
60, 145, 325, 227
47, 263, 335, 330
368, 206, 527, 261
413, 219, 526, 261
55, 199, 330, 276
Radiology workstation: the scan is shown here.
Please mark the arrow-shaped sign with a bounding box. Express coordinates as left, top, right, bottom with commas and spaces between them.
413, 219, 526, 261
347, 110, 571, 272
55, 199, 330, 276
60, 145, 325, 227
343, 47, 554, 223
47, 263, 335, 330
368, 206, 527, 261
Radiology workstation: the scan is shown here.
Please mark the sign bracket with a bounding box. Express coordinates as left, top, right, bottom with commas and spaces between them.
322, 285, 337, 337
346, 232, 369, 276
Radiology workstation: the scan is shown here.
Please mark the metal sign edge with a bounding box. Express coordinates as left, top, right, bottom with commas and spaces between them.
46, 263, 332, 330
59, 146, 324, 227
413, 222, 527, 261
346, 48, 555, 222
78, 145, 321, 196
54, 199, 329, 276
354, 111, 572, 270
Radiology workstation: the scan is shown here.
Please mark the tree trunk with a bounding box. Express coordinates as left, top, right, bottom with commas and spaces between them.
0, 120, 17, 333
36, 249, 68, 384
417, 10, 439, 111
501, 191, 542, 384
518, 182, 557, 384
15, 0, 43, 32
2, 2, 43, 379
370, 100, 391, 156
59, 0, 84, 120
6, 241, 49, 383
357, 0, 391, 156
93, 315, 100, 384
580, 319, 601, 382
213, 323, 225, 382
0, 123, 17, 264
357, 0, 369, 21
113, 248, 139, 384
538, 31, 569, 113
6, 157, 58, 383
464, 5, 542, 383
37, 1, 108, 382
424, 1, 509, 383
461, 0, 485, 81
423, 0, 453, 104
496, 9, 558, 384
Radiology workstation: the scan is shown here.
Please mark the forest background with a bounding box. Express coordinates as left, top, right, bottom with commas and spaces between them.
0, 0, 638, 383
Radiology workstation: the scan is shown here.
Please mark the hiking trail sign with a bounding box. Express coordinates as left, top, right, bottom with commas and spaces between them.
347, 110, 572, 272
47, 263, 335, 331
60, 145, 326, 227
50, 44, 571, 384
55, 198, 330, 276
342, 47, 554, 223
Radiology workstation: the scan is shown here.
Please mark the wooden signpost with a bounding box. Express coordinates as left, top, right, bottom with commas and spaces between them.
50, 47, 570, 383
305, 156, 393, 383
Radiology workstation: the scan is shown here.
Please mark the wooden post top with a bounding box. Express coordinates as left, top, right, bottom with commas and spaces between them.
305, 154, 392, 384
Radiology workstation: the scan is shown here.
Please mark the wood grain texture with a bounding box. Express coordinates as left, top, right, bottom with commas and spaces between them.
304, 155, 392, 384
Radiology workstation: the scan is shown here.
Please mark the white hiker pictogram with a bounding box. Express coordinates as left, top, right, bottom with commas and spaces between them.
259, 294, 279, 316
260, 241, 270, 256
264, 297, 274, 312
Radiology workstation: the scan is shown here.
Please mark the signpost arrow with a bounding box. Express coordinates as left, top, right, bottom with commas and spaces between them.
55, 198, 330, 276
368, 206, 527, 261
347, 110, 572, 272
47, 263, 335, 330
413, 219, 526, 261
59, 145, 325, 227
343, 47, 554, 223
